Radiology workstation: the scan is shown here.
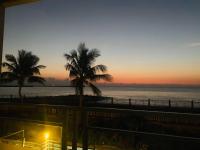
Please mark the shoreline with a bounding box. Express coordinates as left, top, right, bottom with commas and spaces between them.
1, 84, 200, 88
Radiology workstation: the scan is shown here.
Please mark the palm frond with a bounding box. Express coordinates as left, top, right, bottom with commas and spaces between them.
65, 43, 113, 97
31, 65, 46, 75
17, 50, 26, 65
2, 62, 16, 71
85, 80, 101, 96
64, 50, 77, 61
88, 49, 100, 59
31, 67, 40, 75
31, 55, 39, 66
65, 63, 76, 71
78, 43, 87, 52
5, 54, 17, 65
70, 50, 78, 58
64, 54, 74, 62
90, 74, 113, 82
82, 49, 100, 67
65, 63, 80, 79
70, 78, 82, 95
69, 70, 79, 79
35, 65, 46, 69
2, 50, 45, 86
91, 65, 107, 73
64, 51, 80, 72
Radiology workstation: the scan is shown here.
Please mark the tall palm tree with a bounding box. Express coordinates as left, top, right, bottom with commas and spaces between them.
64, 43, 112, 107
1, 50, 46, 98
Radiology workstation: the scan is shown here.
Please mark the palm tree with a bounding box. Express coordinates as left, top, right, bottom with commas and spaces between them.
64, 43, 112, 107
1, 50, 46, 99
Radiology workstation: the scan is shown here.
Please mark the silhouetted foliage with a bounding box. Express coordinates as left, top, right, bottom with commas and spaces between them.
64, 43, 112, 106
1, 50, 46, 98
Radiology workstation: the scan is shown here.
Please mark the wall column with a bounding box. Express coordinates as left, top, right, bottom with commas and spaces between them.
72, 110, 77, 150
61, 110, 68, 150
0, 5, 5, 74
82, 109, 88, 150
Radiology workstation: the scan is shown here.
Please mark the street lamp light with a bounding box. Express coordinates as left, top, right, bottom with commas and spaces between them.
44, 132, 50, 150
44, 132, 49, 140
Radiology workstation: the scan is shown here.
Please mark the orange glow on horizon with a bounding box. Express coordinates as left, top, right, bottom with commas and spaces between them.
2, 67, 200, 85
41, 70, 200, 85
111, 72, 200, 85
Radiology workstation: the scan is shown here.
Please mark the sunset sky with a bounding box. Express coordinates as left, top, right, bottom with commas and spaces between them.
2, 0, 200, 84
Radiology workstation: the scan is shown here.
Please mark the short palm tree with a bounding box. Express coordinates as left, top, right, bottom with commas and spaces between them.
64, 43, 112, 107
1, 50, 46, 98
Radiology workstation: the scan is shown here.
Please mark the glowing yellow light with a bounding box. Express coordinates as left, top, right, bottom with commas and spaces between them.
44, 132, 49, 140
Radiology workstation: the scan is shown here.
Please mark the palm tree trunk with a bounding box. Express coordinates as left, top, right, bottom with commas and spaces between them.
18, 85, 24, 103
79, 85, 84, 107
80, 95, 83, 107
79, 85, 88, 150
18, 86, 22, 99
71, 85, 84, 150
82, 109, 88, 150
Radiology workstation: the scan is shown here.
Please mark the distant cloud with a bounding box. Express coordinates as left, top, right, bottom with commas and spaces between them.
188, 42, 200, 48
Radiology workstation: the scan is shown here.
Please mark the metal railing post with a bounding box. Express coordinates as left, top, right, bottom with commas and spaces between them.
111, 97, 114, 105
191, 100, 194, 109
22, 130, 25, 147
129, 98, 131, 106
169, 99, 171, 108
148, 99, 151, 107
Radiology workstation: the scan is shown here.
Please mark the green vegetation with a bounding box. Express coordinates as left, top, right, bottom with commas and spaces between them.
64, 43, 112, 107
1, 50, 46, 99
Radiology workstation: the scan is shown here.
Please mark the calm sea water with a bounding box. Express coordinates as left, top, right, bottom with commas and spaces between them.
0, 86, 200, 101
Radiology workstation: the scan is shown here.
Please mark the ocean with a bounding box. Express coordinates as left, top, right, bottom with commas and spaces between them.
0, 85, 200, 101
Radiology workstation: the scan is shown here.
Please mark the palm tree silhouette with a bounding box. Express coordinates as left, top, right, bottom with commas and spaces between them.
1, 50, 46, 99
64, 43, 112, 107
